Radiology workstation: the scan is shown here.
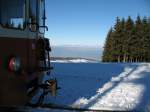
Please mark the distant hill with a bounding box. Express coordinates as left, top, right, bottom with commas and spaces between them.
50, 57, 100, 63
51, 45, 103, 61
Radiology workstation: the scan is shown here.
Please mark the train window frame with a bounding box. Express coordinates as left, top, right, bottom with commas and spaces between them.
38, 0, 46, 34
28, 0, 38, 32
28, 0, 47, 34
0, 0, 26, 30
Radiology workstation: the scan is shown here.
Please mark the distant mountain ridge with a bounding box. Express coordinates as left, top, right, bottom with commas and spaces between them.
51, 57, 100, 63
51, 57, 99, 61
51, 45, 103, 60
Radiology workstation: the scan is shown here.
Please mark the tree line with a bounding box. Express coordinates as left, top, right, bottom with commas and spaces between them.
102, 16, 150, 62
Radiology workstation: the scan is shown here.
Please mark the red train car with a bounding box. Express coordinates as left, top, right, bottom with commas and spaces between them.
0, 0, 56, 106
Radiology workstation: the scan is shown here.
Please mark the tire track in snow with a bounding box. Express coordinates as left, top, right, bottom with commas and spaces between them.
73, 64, 150, 111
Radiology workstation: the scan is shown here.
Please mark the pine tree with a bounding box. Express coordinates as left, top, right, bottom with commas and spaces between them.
142, 17, 147, 61
102, 16, 150, 62
102, 27, 114, 62
143, 17, 150, 62
123, 16, 134, 62
113, 17, 123, 62
135, 15, 143, 62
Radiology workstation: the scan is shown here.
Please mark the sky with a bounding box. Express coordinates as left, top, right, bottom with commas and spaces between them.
45, 0, 150, 47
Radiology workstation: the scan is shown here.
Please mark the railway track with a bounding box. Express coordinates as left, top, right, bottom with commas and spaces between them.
0, 104, 137, 112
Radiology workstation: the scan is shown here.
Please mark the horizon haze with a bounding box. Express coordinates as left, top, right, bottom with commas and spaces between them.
51, 45, 103, 60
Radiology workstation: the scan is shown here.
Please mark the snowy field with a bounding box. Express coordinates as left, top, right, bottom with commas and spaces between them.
33, 62, 150, 111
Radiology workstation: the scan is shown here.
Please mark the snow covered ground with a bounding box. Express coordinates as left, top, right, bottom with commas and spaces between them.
33, 63, 150, 111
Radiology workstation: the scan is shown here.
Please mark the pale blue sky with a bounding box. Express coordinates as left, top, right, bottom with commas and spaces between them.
45, 0, 150, 47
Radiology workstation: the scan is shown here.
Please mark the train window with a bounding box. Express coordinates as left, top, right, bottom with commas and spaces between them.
0, 0, 25, 29
29, 0, 37, 31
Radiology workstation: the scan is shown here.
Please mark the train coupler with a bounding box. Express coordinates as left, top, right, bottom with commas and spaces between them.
39, 78, 59, 96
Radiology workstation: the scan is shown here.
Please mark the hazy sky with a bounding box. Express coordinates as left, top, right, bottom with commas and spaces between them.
45, 0, 150, 47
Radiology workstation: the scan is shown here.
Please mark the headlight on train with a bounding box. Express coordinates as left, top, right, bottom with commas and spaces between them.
8, 57, 21, 72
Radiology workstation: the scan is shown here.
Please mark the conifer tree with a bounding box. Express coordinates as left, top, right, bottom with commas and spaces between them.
102, 27, 114, 62
123, 16, 134, 62
135, 15, 143, 62
102, 16, 150, 62
143, 17, 150, 62
113, 17, 123, 62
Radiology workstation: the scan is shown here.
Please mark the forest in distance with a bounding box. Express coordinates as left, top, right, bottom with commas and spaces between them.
102, 16, 150, 62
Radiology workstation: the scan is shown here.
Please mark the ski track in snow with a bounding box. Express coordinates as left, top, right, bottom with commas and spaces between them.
40, 63, 150, 111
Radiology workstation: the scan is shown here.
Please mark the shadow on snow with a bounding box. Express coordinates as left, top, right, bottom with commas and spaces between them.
43, 63, 139, 108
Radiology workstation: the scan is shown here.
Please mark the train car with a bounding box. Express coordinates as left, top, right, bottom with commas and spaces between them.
0, 0, 56, 106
